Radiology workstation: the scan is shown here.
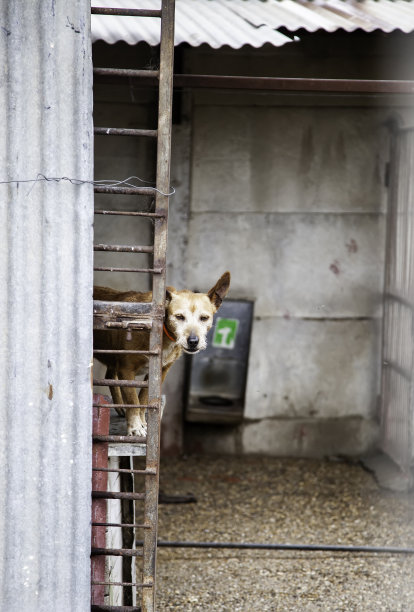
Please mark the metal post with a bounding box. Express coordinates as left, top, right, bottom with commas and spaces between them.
142, 1, 175, 610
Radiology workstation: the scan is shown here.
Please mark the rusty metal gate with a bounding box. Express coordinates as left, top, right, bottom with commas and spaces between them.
381, 124, 414, 477
90, 2, 175, 611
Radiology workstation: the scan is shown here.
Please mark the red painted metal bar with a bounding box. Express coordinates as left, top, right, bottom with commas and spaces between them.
91, 396, 111, 606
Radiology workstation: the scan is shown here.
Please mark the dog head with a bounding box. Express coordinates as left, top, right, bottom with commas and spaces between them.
165, 271, 231, 354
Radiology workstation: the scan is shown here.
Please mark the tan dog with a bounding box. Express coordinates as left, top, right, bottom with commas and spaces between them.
94, 272, 231, 436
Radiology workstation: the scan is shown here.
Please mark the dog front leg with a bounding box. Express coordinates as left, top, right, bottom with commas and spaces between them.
106, 367, 125, 416
137, 363, 172, 421
118, 368, 146, 437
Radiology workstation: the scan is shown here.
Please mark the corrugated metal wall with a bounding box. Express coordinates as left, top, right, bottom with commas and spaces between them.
381, 126, 414, 475
91, 0, 414, 49
0, 2, 93, 611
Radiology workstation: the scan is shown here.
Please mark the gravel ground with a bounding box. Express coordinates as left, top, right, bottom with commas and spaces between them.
155, 455, 414, 611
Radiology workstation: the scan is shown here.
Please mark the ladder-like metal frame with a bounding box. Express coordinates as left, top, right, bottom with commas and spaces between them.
91, 3, 175, 611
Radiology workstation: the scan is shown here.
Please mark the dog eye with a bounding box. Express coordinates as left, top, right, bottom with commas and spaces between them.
200, 315, 209, 322
175, 314, 185, 321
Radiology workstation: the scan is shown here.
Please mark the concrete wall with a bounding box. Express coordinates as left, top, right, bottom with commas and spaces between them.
182, 102, 388, 457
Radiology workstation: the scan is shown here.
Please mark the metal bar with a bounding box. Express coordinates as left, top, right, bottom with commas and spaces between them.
93, 435, 146, 444
91, 7, 161, 17
93, 349, 159, 355
94, 210, 164, 219
92, 491, 145, 501
103, 321, 152, 329
92, 522, 150, 529
92, 379, 148, 388
118, 457, 135, 606
94, 185, 156, 196
93, 467, 156, 475
93, 300, 155, 316
94, 67, 159, 80
91, 400, 110, 606
94, 266, 162, 274
91, 606, 142, 612
93, 319, 153, 331
173, 74, 414, 94
91, 548, 143, 557
93, 403, 158, 410
93, 69, 414, 95
92, 581, 150, 587
154, 540, 414, 554
94, 127, 157, 138
94, 244, 154, 253
142, 2, 175, 611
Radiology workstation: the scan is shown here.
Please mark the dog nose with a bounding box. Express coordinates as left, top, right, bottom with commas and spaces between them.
187, 334, 199, 350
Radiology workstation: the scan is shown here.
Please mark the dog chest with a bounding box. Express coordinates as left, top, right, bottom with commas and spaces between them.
162, 342, 181, 368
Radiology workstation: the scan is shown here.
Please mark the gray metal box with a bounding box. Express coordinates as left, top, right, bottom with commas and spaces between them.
185, 300, 253, 424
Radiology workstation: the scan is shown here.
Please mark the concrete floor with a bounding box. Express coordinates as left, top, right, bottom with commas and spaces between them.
155, 455, 414, 611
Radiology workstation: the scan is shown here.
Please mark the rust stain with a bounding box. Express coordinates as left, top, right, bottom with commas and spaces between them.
48, 384, 53, 401
329, 260, 340, 275
346, 238, 358, 254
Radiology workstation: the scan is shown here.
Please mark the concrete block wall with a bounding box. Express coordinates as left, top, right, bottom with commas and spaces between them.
182, 103, 390, 457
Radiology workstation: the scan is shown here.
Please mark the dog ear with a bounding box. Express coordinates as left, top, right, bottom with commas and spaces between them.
207, 271, 231, 310
165, 286, 176, 306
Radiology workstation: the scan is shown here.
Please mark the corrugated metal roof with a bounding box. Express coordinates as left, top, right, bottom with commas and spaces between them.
91, 0, 414, 49
0, 1, 93, 610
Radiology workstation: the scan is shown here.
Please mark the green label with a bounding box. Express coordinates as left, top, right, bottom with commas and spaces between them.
213, 317, 239, 349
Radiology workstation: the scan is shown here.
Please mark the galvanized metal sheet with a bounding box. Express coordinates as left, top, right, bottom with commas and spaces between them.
0, 2, 93, 611
91, 0, 414, 49
91, 0, 293, 47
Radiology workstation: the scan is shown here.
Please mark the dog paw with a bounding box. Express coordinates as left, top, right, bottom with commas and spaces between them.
127, 422, 147, 438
